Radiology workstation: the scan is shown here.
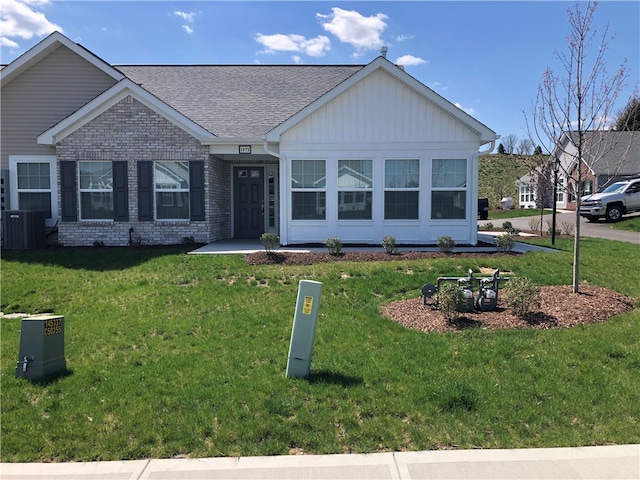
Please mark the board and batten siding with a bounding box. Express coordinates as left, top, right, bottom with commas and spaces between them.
282, 69, 478, 145
279, 68, 483, 246
0, 45, 117, 170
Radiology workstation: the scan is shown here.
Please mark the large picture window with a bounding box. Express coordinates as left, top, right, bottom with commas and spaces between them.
79, 161, 113, 220
431, 159, 467, 219
291, 160, 326, 220
338, 159, 372, 220
385, 159, 419, 219
155, 161, 190, 220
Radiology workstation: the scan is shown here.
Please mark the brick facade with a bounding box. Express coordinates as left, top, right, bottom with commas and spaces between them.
56, 96, 229, 247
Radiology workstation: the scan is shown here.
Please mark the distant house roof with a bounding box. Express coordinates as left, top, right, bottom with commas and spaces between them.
563, 130, 640, 176
117, 65, 363, 138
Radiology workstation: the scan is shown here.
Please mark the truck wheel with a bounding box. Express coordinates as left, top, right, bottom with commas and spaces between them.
605, 205, 623, 222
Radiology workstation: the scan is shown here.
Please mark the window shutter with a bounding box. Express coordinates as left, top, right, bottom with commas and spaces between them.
60, 161, 77, 221
113, 161, 129, 221
189, 160, 205, 221
137, 161, 154, 221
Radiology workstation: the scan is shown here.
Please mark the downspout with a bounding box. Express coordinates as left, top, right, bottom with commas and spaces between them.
472, 137, 498, 245
262, 137, 288, 245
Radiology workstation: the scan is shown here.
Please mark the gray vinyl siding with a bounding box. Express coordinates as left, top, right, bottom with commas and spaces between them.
0, 45, 117, 170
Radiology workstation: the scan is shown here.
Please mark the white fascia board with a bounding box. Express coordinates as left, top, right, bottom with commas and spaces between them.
265, 56, 497, 144
1, 31, 124, 86
37, 79, 215, 145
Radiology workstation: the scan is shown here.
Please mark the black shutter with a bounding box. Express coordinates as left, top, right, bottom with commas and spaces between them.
60, 161, 77, 221
137, 161, 154, 221
189, 160, 205, 221
113, 161, 129, 221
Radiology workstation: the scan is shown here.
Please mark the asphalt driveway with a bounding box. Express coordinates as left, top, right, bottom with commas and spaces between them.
479, 211, 640, 244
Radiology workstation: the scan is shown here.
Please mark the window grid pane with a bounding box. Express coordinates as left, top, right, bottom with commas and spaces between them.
432, 159, 467, 188
79, 162, 114, 219
384, 159, 419, 219
17, 163, 50, 189
431, 191, 466, 219
292, 192, 325, 220
385, 191, 418, 219
292, 160, 326, 189
154, 162, 190, 219
79, 162, 113, 190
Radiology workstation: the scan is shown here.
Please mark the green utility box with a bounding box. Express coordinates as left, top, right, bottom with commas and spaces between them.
15, 315, 66, 380
286, 280, 322, 378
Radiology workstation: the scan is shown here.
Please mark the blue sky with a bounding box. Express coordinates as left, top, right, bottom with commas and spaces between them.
1, 1, 638, 148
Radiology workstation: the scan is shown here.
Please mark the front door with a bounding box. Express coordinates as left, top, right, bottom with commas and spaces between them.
233, 167, 265, 239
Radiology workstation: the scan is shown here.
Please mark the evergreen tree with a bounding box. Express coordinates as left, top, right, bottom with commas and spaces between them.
497, 143, 505, 154
614, 94, 640, 131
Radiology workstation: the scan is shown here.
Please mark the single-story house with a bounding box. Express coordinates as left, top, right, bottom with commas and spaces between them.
1, 31, 497, 247
518, 130, 640, 210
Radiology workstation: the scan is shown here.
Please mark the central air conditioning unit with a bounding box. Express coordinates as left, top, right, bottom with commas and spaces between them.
1, 210, 45, 250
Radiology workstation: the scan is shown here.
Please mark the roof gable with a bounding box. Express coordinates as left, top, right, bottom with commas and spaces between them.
1, 31, 124, 86
265, 56, 497, 144
556, 131, 640, 176
37, 78, 216, 145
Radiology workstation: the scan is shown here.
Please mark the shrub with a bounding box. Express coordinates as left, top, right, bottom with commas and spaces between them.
260, 233, 280, 253
546, 220, 560, 237
436, 282, 466, 321
528, 217, 541, 232
502, 276, 541, 318
324, 237, 343, 255
437, 236, 455, 253
560, 221, 575, 236
502, 221, 520, 235
381, 235, 397, 254
494, 233, 514, 252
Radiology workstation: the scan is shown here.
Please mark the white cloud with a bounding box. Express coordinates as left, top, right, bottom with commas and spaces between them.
173, 11, 196, 23
317, 7, 387, 52
396, 34, 414, 42
182, 25, 194, 35
0, 0, 62, 48
394, 54, 427, 66
292, 55, 303, 64
429, 81, 448, 91
455, 102, 476, 115
255, 33, 330, 57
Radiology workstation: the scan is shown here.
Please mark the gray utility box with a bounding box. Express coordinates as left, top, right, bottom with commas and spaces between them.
15, 315, 66, 380
286, 280, 323, 379
2, 210, 45, 249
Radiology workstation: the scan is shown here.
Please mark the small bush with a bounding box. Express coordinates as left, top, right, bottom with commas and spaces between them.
502, 276, 541, 318
381, 235, 397, 254
437, 236, 455, 253
437, 282, 466, 321
502, 221, 520, 235
494, 233, 514, 252
560, 221, 575, 236
528, 217, 541, 232
485, 222, 494, 230
324, 237, 343, 255
546, 220, 560, 237
260, 233, 280, 253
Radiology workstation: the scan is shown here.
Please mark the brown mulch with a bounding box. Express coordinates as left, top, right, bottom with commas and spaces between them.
245, 250, 636, 332
245, 250, 516, 266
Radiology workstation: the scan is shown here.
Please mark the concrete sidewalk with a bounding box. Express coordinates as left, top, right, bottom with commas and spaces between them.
2, 445, 638, 479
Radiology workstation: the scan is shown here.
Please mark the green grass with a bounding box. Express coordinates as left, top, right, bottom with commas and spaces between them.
609, 215, 640, 232
487, 208, 552, 220
2, 241, 639, 462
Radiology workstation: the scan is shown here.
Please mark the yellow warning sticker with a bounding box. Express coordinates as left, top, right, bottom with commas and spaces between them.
302, 296, 314, 315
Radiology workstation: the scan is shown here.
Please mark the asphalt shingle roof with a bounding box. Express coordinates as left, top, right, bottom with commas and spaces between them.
567, 130, 640, 176
116, 65, 364, 138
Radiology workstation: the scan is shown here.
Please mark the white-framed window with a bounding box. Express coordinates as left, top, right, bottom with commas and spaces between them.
9, 155, 57, 226
338, 159, 372, 220
520, 184, 533, 204
556, 177, 565, 203
291, 159, 326, 220
384, 159, 419, 219
154, 161, 190, 220
431, 159, 467, 219
78, 161, 113, 220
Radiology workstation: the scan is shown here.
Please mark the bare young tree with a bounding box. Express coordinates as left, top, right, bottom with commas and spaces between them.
501, 134, 519, 154
530, 1, 629, 293
516, 138, 534, 155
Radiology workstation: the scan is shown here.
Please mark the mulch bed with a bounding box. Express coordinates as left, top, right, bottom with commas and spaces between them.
244, 249, 636, 332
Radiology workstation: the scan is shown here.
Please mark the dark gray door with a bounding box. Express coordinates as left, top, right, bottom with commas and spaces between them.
233, 167, 265, 238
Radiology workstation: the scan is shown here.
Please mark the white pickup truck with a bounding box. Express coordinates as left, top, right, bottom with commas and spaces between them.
579, 177, 640, 222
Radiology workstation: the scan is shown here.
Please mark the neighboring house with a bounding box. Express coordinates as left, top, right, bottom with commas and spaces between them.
1, 32, 497, 247
518, 131, 640, 210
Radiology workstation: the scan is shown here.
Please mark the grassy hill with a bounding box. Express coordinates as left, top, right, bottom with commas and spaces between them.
478, 154, 547, 209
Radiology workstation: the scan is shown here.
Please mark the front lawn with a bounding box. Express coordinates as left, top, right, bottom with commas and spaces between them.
1, 239, 639, 462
